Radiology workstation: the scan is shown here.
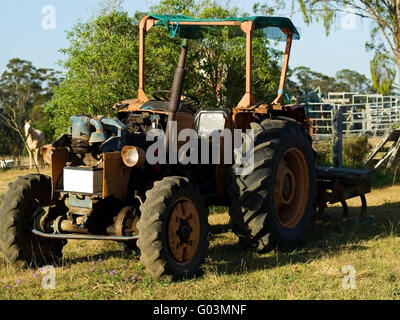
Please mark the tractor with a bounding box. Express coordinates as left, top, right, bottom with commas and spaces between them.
0, 15, 371, 279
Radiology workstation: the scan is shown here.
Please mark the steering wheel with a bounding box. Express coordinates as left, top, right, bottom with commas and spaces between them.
152, 90, 200, 109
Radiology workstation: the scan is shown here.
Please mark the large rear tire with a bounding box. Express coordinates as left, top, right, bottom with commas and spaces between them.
137, 177, 209, 279
0, 175, 66, 267
229, 118, 317, 252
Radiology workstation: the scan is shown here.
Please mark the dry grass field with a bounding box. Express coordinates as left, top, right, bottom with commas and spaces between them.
0, 168, 400, 300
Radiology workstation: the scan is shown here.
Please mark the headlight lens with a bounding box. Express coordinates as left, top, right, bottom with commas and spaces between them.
126, 148, 139, 166
121, 146, 145, 167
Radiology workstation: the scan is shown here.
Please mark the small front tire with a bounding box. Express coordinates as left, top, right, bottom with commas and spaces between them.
137, 177, 209, 279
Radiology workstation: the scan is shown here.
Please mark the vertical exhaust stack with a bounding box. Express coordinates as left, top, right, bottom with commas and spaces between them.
165, 39, 189, 155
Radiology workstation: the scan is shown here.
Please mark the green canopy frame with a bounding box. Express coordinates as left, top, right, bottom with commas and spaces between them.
138, 15, 300, 107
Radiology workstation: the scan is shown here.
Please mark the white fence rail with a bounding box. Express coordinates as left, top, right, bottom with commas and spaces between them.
304, 94, 400, 140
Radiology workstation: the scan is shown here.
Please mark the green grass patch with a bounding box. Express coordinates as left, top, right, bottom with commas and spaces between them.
314, 135, 372, 169
1, 169, 400, 300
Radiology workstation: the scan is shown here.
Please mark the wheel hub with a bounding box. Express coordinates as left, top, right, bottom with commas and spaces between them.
176, 218, 193, 244
277, 162, 296, 205
167, 198, 201, 264
274, 148, 309, 230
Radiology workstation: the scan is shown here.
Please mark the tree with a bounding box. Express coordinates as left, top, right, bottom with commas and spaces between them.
290, 66, 339, 96
370, 51, 397, 95
335, 69, 373, 93
0, 59, 61, 116
279, 1, 400, 88
46, 11, 140, 137
47, 0, 283, 135
29, 105, 53, 144
97, 0, 124, 14
0, 58, 62, 158
288, 66, 374, 99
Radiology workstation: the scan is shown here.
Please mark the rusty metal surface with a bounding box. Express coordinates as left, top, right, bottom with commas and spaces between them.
237, 20, 255, 108
106, 206, 138, 236
60, 219, 89, 234
113, 99, 155, 112
115, 206, 130, 236
273, 34, 293, 105
51, 147, 69, 195
274, 148, 309, 229
316, 166, 371, 205
102, 152, 132, 201
167, 197, 201, 264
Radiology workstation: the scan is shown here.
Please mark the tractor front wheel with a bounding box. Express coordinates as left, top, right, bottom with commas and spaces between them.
137, 177, 209, 279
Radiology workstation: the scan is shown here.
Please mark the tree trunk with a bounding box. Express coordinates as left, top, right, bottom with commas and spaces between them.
397, 55, 400, 87
396, 0, 400, 86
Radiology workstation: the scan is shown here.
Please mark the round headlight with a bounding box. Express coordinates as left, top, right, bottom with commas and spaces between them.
122, 146, 145, 168
126, 148, 139, 166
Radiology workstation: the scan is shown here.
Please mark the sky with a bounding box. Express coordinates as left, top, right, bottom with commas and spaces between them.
0, 0, 375, 79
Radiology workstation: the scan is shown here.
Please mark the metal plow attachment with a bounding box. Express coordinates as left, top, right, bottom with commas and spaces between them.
315, 166, 371, 223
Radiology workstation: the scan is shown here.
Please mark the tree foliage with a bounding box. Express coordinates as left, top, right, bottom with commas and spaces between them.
0, 59, 62, 156
46, 0, 283, 136
0, 59, 61, 115
370, 51, 397, 95
275, 0, 400, 89
335, 68, 373, 93
288, 66, 373, 98
46, 11, 139, 136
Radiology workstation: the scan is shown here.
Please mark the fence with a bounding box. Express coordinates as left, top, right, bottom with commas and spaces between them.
305, 93, 400, 140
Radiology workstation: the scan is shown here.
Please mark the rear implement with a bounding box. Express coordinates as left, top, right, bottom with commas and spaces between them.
316, 166, 371, 222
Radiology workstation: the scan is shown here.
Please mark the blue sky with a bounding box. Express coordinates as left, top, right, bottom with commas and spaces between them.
0, 0, 374, 79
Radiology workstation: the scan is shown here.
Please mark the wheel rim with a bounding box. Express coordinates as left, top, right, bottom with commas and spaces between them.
167, 197, 201, 265
274, 148, 309, 229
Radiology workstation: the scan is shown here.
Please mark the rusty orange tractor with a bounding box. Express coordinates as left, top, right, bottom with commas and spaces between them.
0, 15, 370, 279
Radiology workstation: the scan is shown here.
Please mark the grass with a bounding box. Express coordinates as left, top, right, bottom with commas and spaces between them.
0, 169, 400, 300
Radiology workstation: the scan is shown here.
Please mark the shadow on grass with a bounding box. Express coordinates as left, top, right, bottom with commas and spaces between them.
0, 247, 139, 270
205, 202, 400, 276
3, 202, 398, 280
62, 247, 140, 266
210, 222, 231, 235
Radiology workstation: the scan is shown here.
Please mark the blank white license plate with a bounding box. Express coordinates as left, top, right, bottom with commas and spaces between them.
63, 167, 103, 194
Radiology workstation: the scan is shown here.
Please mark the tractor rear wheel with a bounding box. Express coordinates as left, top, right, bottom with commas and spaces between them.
137, 177, 209, 279
229, 118, 317, 252
0, 175, 66, 267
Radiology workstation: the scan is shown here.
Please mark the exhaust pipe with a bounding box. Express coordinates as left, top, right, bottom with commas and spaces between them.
165, 39, 189, 153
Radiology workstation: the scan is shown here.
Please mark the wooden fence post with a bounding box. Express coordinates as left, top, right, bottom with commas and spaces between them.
332, 108, 343, 168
